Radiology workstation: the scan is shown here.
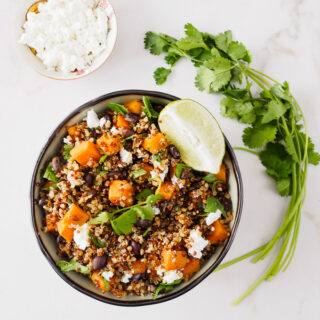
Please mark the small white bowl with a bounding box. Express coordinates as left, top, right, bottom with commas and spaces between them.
16, 0, 118, 80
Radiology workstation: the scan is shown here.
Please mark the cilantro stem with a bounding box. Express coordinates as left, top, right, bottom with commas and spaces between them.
233, 147, 259, 156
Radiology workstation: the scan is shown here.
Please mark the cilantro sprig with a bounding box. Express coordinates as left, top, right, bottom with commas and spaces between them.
153, 279, 183, 299
56, 259, 90, 275
145, 24, 320, 304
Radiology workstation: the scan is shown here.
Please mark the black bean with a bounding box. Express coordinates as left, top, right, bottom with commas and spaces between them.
124, 113, 140, 124
108, 170, 126, 180
131, 240, 141, 257
180, 168, 193, 180
52, 156, 62, 172
162, 200, 176, 216
85, 173, 95, 187
191, 181, 202, 189
136, 218, 152, 229
168, 145, 181, 159
56, 235, 66, 244
122, 128, 135, 138
220, 197, 232, 213
92, 254, 108, 270
132, 273, 145, 281
39, 197, 46, 207
103, 114, 113, 126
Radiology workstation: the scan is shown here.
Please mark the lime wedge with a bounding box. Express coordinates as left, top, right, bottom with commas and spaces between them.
159, 99, 225, 174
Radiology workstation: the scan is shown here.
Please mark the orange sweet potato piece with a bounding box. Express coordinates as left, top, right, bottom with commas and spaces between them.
67, 125, 78, 138
62, 204, 90, 226
156, 181, 175, 200
96, 135, 121, 155
215, 163, 227, 183
124, 100, 143, 114
91, 271, 110, 292
108, 180, 135, 207
206, 220, 229, 244
46, 214, 58, 232
182, 258, 200, 281
57, 220, 75, 243
142, 133, 168, 154
116, 114, 131, 129
131, 261, 147, 274
162, 249, 188, 271
70, 141, 101, 166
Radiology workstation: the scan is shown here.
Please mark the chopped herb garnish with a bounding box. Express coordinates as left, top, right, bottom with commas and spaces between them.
202, 173, 223, 188
88, 233, 106, 248
56, 259, 90, 275
203, 196, 226, 216
107, 102, 128, 115
100, 170, 108, 176
175, 163, 192, 178
153, 279, 183, 299
142, 229, 150, 237
63, 145, 73, 160
131, 169, 147, 179
152, 151, 165, 162
142, 96, 159, 120
89, 211, 113, 225
99, 154, 108, 164
125, 135, 135, 140
136, 188, 154, 201
43, 163, 59, 183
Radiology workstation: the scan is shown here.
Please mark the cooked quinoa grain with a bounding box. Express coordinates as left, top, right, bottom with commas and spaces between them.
39, 98, 233, 298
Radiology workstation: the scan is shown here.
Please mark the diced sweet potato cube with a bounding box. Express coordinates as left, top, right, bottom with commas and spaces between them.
182, 258, 200, 281
46, 214, 58, 232
162, 249, 188, 271
131, 261, 147, 274
215, 163, 227, 183
142, 133, 168, 154
206, 220, 229, 244
57, 220, 75, 243
96, 135, 121, 155
91, 271, 110, 292
70, 141, 100, 166
67, 125, 78, 138
124, 100, 143, 114
156, 181, 175, 200
108, 180, 135, 207
116, 114, 131, 129
62, 204, 90, 226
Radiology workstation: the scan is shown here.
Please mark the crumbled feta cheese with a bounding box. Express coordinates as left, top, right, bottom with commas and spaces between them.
150, 165, 168, 181
172, 175, 184, 188
73, 223, 89, 250
205, 210, 222, 226
157, 268, 165, 276
158, 165, 168, 181
153, 207, 161, 215
121, 273, 132, 283
187, 229, 209, 259
19, 0, 109, 73
99, 117, 106, 128
110, 126, 120, 135
86, 109, 100, 128
163, 270, 182, 284
120, 148, 133, 164
102, 271, 114, 281
67, 170, 83, 188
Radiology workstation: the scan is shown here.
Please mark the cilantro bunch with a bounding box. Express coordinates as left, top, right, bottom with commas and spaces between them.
144, 24, 320, 304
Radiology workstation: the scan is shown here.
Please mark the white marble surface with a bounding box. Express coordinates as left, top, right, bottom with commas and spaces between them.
1, 0, 320, 319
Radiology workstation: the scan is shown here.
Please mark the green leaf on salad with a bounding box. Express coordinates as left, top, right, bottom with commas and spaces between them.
142, 96, 159, 119
176, 163, 192, 178
56, 259, 90, 275
43, 163, 59, 183
136, 189, 154, 201
131, 169, 147, 179
153, 279, 183, 299
107, 102, 128, 115
63, 145, 73, 160
88, 233, 106, 248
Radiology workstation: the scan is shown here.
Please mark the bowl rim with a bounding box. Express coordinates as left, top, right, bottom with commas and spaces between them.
30, 89, 243, 307
19, 0, 118, 81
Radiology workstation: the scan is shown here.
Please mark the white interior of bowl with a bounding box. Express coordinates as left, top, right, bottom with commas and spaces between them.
15, 0, 117, 80
32, 93, 241, 304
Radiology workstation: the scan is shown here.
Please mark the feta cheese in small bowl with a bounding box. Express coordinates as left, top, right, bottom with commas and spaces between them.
16, 0, 117, 80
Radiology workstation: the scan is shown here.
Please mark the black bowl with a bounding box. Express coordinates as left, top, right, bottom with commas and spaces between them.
30, 90, 243, 306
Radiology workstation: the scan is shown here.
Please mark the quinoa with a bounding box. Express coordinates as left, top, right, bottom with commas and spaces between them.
39, 99, 233, 298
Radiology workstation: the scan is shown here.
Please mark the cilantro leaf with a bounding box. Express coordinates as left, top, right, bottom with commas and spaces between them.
136, 189, 154, 201
204, 196, 225, 215
56, 259, 90, 275
165, 53, 181, 66
285, 135, 299, 163
142, 96, 159, 119
132, 205, 155, 220
144, 32, 170, 55
276, 178, 291, 197
146, 194, 162, 205
298, 133, 320, 165
242, 125, 277, 149
195, 66, 216, 93
259, 143, 292, 179
153, 151, 165, 162
202, 173, 223, 188
131, 169, 147, 179
89, 211, 112, 225
107, 102, 128, 115
154, 67, 172, 85
177, 23, 208, 51
213, 30, 232, 52
63, 145, 73, 160
88, 233, 106, 248
111, 210, 137, 235
176, 163, 192, 178
261, 101, 289, 124
43, 163, 59, 183
99, 154, 108, 164
153, 279, 183, 299
227, 41, 251, 62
